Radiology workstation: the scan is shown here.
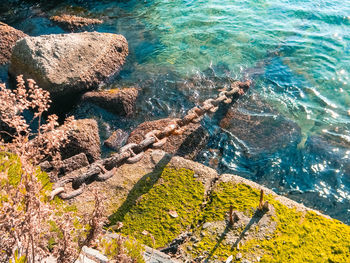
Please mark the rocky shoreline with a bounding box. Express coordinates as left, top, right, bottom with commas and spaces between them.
1, 21, 349, 262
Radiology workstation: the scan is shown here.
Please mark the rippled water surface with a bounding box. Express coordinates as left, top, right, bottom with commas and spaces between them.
1, 0, 350, 223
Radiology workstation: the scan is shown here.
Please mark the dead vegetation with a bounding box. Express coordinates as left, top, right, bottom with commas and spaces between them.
0, 76, 106, 262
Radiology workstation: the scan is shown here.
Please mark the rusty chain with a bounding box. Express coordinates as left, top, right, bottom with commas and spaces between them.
50, 80, 250, 200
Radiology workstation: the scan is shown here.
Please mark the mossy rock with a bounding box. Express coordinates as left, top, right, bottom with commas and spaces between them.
183, 174, 350, 262
110, 167, 208, 248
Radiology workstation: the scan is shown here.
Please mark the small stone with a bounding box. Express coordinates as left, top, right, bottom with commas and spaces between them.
169, 210, 178, 218
200, 231, 206, 237
202, 222, 212, 229
187, 246, 192, 251
225, 255, 233, 263
142, 230, 149, 236
193, 173, 199, 178
104, 129, 128, 151
39, 161, 52, 172
257, 256, 261, 262
236, 253, 242, 260
109, 221, 123, 231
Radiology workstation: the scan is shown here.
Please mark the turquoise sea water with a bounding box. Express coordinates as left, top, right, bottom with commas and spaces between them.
1, 0, 350, 223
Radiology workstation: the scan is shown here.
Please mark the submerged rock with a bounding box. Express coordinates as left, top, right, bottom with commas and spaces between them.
127, 118, 208, 160
50, 14, 103, 31
0, 22, 27, 65
60, 119, 101, 163
220, 94, 301, 156
82, 87, 138, 117
9, 32, 128, 101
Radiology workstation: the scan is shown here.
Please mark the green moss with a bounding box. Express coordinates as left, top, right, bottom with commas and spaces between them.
101, 236, 145, 263
113, 167, 205, 248
188, 182, 350, 262
0, 152, 22, 187
202, 182, 263, 222
248, 204, 350, 262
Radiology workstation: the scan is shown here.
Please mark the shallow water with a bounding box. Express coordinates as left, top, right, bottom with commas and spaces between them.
1, 0, 350, 223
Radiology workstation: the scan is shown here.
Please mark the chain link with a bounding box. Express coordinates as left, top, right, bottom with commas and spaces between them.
51, 80, 250, 199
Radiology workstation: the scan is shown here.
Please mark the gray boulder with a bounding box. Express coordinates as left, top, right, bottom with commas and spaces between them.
9, 32, 128, 100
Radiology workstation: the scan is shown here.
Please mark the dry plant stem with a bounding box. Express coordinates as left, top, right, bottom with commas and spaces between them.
0, 76, 106, 262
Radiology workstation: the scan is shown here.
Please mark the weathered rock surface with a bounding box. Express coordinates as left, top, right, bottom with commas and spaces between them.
82, 87, 138, 116
0, 22, 27, 65
9, 32, 128, 100
220, 94, 301, 155
50, 14, 103, 31
70, 149, 217, 216
60, 152, 89, 174
128, 118, 208, 160
64, 149, 349, 262
60, 119, 101, 163
104, 129, 128, 151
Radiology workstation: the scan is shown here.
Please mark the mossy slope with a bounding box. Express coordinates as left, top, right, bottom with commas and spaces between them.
111, 167, 205, 248
187, 180, 350, 263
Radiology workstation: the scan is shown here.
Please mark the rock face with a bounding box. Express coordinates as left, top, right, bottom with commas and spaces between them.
9, 32, 128, 100
82, 87, 138, 116
127, 118, 208, 160
220, 95, 301, 155
0, 22, 27, 65
60, 152, 89, 174
60, 119, 101, 163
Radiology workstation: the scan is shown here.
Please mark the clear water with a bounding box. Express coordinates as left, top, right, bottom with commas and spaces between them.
1, 0, 350, 223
